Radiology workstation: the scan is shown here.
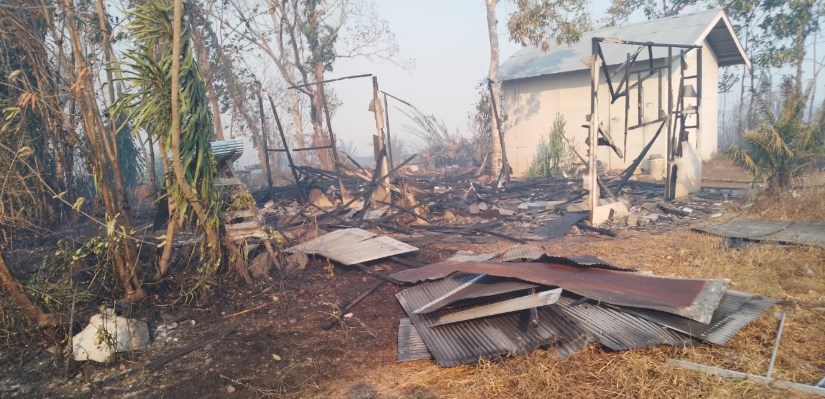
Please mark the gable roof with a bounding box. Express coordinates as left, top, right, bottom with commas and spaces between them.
499, 9, 749, 82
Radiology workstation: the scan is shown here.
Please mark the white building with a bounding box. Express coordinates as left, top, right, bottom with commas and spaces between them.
499, 9, 750, 179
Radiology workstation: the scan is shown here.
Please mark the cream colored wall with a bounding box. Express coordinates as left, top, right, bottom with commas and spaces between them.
502, 43, 720, 177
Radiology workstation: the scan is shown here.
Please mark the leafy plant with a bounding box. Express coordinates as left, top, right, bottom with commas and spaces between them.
525, 113, 577, 179
728, 79, 825, 192
114, 0, 221, 299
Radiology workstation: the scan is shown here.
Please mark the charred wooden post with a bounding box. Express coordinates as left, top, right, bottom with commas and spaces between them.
588, 38, 601, 225
267, 94, 306, 203
370, 76, 391, 206
254, 84, 274, 200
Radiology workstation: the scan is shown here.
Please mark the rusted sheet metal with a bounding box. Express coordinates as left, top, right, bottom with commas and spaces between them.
396, 273, 591, 367
556, 296, 692, 350
619, 291, 776, 345
288, 228, 418, 265
391, 261, 727, 323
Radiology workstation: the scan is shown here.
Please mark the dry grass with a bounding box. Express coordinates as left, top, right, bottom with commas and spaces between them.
343, 220, 825, 398
749, 178, 825, 222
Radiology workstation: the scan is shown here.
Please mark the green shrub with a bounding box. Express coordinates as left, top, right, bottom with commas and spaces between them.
525, 113, 577, 179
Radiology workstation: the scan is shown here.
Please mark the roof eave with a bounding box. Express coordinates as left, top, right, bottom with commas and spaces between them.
698, 11, 751, 70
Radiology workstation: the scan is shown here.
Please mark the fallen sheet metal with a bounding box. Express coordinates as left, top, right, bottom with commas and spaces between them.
617, 290, 777, 345
496, 246, 631, 271
556, 296, 693, 350
536, 212, 588, 239
288, 228, 418, 265
431, 288, 562, 326
414, 275, 538, 314
397, 273, 592, 367
398, 318, 432, 362
694, 218, 825, 248
391, 261, 727, 323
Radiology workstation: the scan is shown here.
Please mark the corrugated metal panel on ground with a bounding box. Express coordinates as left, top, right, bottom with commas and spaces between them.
556, 296, 693, 351
618, 291, 777, 345
396, 273, 592, 367
694, 218, 825, 248
288, 228, 418, 265
391, 261, 727, 323
398, 318, 432, 362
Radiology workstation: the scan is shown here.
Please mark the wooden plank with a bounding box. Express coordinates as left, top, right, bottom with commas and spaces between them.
431, 288, 562, 327
225, 221, 261, 231
221, 209, 258, 220
227, 231, 269, 241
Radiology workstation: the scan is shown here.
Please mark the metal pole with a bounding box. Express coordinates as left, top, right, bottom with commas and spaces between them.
588, 38, 601, 224
255, 88, 273, 200
766, 312, 786, 379
267, 94, 306, 203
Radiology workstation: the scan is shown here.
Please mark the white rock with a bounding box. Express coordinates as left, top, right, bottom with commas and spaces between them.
682, 207, 693, 214
72, 309, 150, 363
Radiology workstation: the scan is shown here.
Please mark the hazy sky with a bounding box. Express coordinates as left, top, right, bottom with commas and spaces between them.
323, 0, 611, 157
228, 0, 821, 162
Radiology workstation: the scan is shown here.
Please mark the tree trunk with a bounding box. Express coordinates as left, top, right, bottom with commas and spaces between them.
311, 62, 332, 169
0, 248, 56, 327
287, 84, 307, 165
169, 0, 221, 272
485, 0, 504, 176
63, 0, 145, 302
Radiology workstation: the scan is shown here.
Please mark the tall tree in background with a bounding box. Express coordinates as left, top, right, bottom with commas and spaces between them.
485, 0, 589, 179
226, 0, 401, 170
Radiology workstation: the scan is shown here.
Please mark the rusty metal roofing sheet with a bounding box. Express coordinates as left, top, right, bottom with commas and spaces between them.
391, 261, 727, 323
618, 291, 776, 345
556, 296, 692, 350
694, 218, 825, 248
288, 228, 418, 265
398, 318, 432, 362
396, 273, 592, 367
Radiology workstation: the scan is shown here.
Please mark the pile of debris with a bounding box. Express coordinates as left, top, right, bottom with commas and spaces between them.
390, 246, 776, 367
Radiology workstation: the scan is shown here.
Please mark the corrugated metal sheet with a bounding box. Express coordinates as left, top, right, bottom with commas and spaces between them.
556, 296, 692, 351
496, 247, 629, 271
694, 218, 825, 248
499, 8, 748, 82
288, 228, 418, 265
396, 273, 591, 367
391, 261, 727, 323
618, 291, 777, 345
398, 318, 432, 362
497, 245, 547, 262
536, 212, 588, 239
414, 275, 538, 314
211, 139, 244, 164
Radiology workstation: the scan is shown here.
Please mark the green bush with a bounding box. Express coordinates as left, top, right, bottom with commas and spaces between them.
525, 113, 577, 179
